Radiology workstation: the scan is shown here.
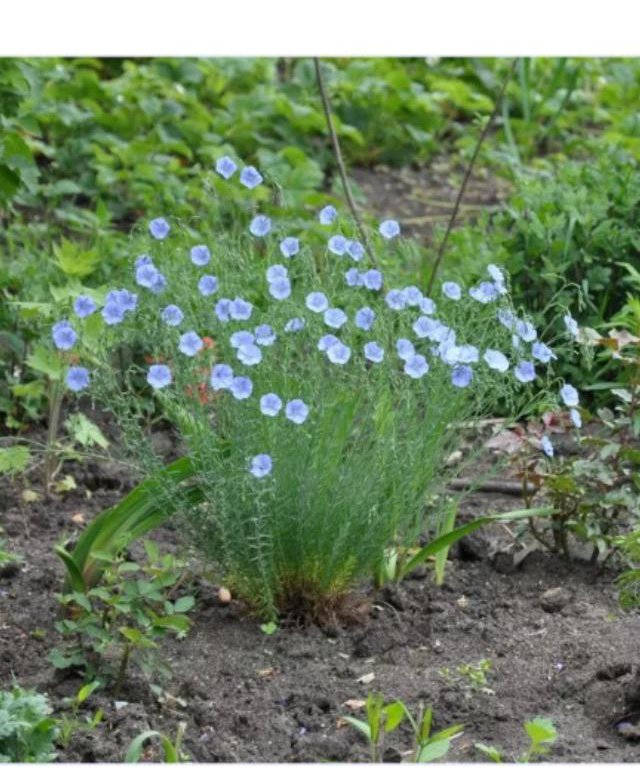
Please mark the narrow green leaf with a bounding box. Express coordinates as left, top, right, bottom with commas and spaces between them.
342, 717, 372, 742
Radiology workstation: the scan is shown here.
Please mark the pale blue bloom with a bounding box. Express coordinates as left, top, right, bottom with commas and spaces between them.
564, 313, 579, 338
440, 344, 465, 366
483, 349, 509, 372
515, 361, 536, 383
560, 383, 579, 407
191, 245, 211, 266
216, 156, 237, 179
150, 273, 167, 295
497, 309, 516, 329
210, 363, 234, 390
230, 376, 253, 400
198, 275, 219, 296
327, 341, 351, 365
306, 291, 329, 313
319, 205, 337, 225
215, 298, 232, 322
269, 278, 291, 300
469, 281, 498, 303
487, 264, 505, 286
66, 366, 89, 391
284, 317, 305, 333
413, 316, 441, 340
318, 334, 340, 353
240, 166, 263, 189
442, 281, 461, 301
267, 264, 288, 283
404, 354, 429, 379
136, 262, 160, 289
456, 345, 479, 363
147, 364, 172, 389
364, 341, 384, 363
285, 399, 309, 425
255, 324, 276, 346
328, 235, 348, 256
532, 341, 556, 363
179, 331, 203, 357
250, 215, 271, 237
379, 219, 400, 239
106, 289, 137, 312
515, 319, 537, 342
102, 301, 124, 325
260, 393, 282, 417
345, 268, 363, 287
229, 298, 253, 321
249, 453, 272, 478
73, 295, 96, 318
451, 365, 473, 388
280, 237, 299, 258
403, 286, 422, 306
324, 307, 347, 329
385, 289, 407, 311
135, 254, 153, 270
347, 240, 365, 261
149, 218, 170, 240
362, 269, 383, 291
355, 307, 375, 331
512, 334, 522, 350
419, 296, 436, 315
230, 330, 255, 348
540, 435, 554, 457
396, 338, 415, 361
237, 343, 262, 366
161, 305, 184, 326
570, 408, 582, 429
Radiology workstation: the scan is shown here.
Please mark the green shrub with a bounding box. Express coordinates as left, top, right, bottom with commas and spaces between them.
0, 686, 58, 763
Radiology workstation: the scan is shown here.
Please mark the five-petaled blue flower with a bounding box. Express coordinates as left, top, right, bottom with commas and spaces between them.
347, 240, 365, 262
135, 254, 153, 270
403, 286, 423, 307
179, 331, 203, 357
237, 343, 262, 366
469, 281, 498, 304
345, 268, 362, 287
148, 364, 172, 389
230, 376, 253, 400
306, 291, 329, 313
318, 205, 337, 225
136, 262, 160, 289
240, 166, 263, 189
250, 215, 271, 238
269, 278, 291, 301
396, 338, 415, 361
229, 298, 253, 321
318, 334, 340, 353
327, 341, 351, 365
540, 435, 554, 457
260, 393, 282, 417
515, 361, 536, 383
150, 273, 167, 295
267, 264, 288, 283
483, 349, 509, 372
149, 218, 170, 240
280, 237, 299, 258
191, 245, 211, 266
161, 305, 184, 326
355, 307, 375, 331
324, 308, 347, 329
66, 366, 90, 392
570, 408, 582, 429
284, 317, 305, 333
385, 289, 407, 311
362, 269, 383, 291
102, 301, 124, 325
379, 219, 400, 239
328, 235, 348, 256
210, 363, 234, 390
564, 313, 579, 338
532, 341, 556, 363
255, 324, 276, 346
419, 296, 436, 315
451, 365, 473, 388
216, 156, 237, 179
249, 453, 272, 478
364, 342, 384, 363
515, 319, 537, 343
560, 383, 579, 407
52, 321, 78, 350
198, 275, 219, 297
73, 295, 96, 318
404, 354, 429, 379
442, 282, 462, 301
215, 298, 232, 322
230, 330, 255, 348
285, 399, 309, 425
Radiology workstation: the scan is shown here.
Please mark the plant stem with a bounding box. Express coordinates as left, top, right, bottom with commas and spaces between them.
114, 644, 131, 697
426, 58, 518, 295
44, 378, 63, 498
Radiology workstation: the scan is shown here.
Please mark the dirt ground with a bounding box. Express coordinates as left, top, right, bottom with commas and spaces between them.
1, 444, 639, 764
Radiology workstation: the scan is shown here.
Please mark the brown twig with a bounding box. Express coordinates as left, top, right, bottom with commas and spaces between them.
313, 57, 378, 263
448, 478, 537, 496
426, 58, 518, 295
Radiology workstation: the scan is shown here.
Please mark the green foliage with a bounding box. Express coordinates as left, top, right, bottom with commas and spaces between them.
55, 681, 103, 750
50, 543, 195, 689
475, 717, 557, 763
0, 445, 30, 475
439, 658, 494, 694
0, 686, 58, 763
125, 722, 188, 763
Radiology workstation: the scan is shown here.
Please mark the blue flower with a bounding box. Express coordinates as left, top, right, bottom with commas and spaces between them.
161, 305, 184, 326
306, 291, 329, 313
570, 408, 582, 429
396, 338, 415, 361
355, 307, 376, 331
52, 321, 77, 350
179, 331, 203, 357
147, 364, 172, 389
362, 269, 383, 291
237, 343, 262, 366
107, 289, 137, 312
564, 313, 579, 338
345, 268, 363, 287
451, 365, 473, 388
469, 281, 498, 303
267, 264, 288, 283
269, 278, 291, 301
260, 393, 282, 417
250, 215, 272, 237
280, 237, 299, 258
379, 219, 400, 239
255, 324, 276, 346
210, 363, 234, 390
284, 317, 305, 333
240, 166, 263, 189
190, 245, 211, 266
487, 264, 507, 293
560, 383, 579, 407
404, 354, 429, 379
324, 308, 347, 329
532, 341, 556, 363
230, 330, 255, 348
135, 254, 153, 270
73, 295, 96, 318
150, 273, 167, 295
540, 435, 554, 457
102, 301, 124, 325
318, 334, 340, 352
285, 399, 309, 425
215, 298, 232, 323
403, 286, 423, 306
229, 298, 253, 321
66, 366, 89, 392
385, 289, 407, 311
216, 156, 237, 179
419, 296, 436, 315
364, 341, 384, 363
457, 345, 479, 363
497, 309, 516, 329
318, 205, 338, 225
327, 341, 351, 365
442, 281, 462, 301
249, 453, 272, 478
515, 361, 536, 383
230, 376, 253, 400
483, 349, 509, 372
136, 262, 160, 289
347, 240, 365, 262
413, 316, 441, 340
198, 275, 219, 297
149, 218, 170, 240
328, 235, 347, 256
515, 319, 537, 343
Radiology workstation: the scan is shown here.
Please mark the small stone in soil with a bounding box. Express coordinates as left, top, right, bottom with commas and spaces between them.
540, 586, 572, 613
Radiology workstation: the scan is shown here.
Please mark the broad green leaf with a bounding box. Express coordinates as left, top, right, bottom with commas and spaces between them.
383, 701, 405, 732
26, 345, 65, 380
173, 596, 195, 613
53, 238, 100, 278
0, 445, 30, 475
153, 614, 191, 634
417, 738, 452, 763
77, 681, 101, 704
66, 413, 109, 449
525, 717, 557, 746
